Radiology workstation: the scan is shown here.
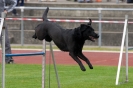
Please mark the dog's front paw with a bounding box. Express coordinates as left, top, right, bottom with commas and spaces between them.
81, 68, 86, 71
81, 67, 86, 71
89, 66, 93, 69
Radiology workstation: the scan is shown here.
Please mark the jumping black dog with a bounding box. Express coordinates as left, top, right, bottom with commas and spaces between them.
32, 7, 99, 71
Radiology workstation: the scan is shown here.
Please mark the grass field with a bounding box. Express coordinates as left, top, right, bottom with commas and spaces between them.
0, 64, 133, 88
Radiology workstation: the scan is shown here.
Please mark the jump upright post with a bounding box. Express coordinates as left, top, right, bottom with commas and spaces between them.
115, 15, 128, 85
0, 12, 60, 88
1, 12, 6, 88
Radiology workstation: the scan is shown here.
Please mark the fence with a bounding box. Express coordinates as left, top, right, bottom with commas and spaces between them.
5, 7, 133, 47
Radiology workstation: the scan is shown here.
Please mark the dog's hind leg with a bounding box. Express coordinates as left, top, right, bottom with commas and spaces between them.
32, 33, 37, 39
69, 52, 86, 71
77, 52, 93, 69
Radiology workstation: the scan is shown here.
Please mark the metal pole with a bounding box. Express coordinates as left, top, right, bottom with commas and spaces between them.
21, 7, 24, 46
125, 15, 128, 82
49, 42, 61, 88
42, 40, 46, 88
116, 15, 128, 85
98, 10, 102, 47
1, 12, 6, 88
116, 0, 119, 4
0, 17, 4, 36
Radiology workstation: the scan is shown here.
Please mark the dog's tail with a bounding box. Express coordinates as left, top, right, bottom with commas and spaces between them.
42, 7, 49, 21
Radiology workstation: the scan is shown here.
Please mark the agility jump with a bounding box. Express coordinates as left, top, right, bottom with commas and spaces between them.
116, 15, 129, 85
0, 12, 60, 88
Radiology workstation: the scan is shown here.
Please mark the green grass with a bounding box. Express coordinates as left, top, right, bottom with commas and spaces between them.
0, 64, 133, 88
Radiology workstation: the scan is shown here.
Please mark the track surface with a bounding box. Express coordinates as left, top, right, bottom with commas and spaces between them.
0, 49, 133, 66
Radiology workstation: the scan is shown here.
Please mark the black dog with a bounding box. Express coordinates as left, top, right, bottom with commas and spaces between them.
32, 7, 99, 71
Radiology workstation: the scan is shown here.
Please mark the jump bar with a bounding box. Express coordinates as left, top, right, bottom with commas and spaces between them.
5, 52, 45, 57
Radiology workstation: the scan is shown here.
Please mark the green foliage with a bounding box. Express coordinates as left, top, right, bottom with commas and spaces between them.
0, 64, 133, 88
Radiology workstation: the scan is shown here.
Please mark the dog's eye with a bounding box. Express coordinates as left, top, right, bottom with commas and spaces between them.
89, 28, 94, 32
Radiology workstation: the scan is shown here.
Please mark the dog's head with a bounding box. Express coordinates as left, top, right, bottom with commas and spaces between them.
80, 19, 99, 42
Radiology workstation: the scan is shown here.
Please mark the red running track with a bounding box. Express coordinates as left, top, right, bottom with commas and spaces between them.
0, 50, 133, 66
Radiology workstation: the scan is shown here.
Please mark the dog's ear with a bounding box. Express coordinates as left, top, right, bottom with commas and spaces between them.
87, 19, 92, 25
73, 27, 82, 40
42, 7, 49, 21
80, 24, 87, 32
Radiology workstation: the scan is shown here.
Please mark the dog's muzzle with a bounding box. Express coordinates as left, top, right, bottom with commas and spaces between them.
89, 34, 99, 42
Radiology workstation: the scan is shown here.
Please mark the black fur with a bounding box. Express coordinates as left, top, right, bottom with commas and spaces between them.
32, 7, 99, 71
